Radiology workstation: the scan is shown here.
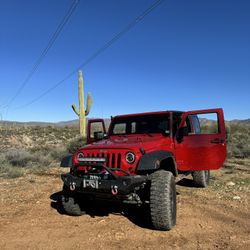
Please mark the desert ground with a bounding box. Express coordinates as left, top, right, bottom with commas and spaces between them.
0, 158, 249, 250
0, 124, 249, 249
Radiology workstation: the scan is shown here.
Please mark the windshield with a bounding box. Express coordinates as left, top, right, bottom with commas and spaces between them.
110, 114, 170, 136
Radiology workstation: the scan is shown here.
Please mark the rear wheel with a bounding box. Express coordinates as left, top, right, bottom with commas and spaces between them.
150, 170, 176, 231
192, 170, 210, 187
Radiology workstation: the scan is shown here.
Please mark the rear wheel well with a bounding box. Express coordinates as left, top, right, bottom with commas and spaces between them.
159, 157, 178, 176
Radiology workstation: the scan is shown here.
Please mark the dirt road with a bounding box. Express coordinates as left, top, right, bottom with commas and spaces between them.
0, 167, 249, 250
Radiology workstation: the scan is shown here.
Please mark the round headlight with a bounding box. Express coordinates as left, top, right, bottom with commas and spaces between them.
126, 152, 135, 164
77, 153, 84, 161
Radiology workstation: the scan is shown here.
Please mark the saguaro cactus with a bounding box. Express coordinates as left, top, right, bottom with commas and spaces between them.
72, 70, 92, 137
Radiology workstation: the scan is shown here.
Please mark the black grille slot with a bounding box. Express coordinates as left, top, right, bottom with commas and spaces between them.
117, 154, 121, 168
112, 153, 116, 168
106, 153, 110, 167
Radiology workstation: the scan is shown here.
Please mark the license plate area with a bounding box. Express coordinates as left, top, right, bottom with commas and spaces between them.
83, 179, 99, 189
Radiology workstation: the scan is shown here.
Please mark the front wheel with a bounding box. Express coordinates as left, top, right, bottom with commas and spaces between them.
192, 170, 210, 188
62, 195, 82, 216
150, 170, 176, 231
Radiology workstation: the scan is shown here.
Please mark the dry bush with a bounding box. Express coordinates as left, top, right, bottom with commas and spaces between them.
0, 154, 25, 178
35, 154, 53, 167
49, 146, 68, 161
28, 145, 67, 162
0, 164, 25, 178
5, 149, 33, 167
0, 126, 81, 178
227, 124, 250, 158
67, 136, 87, 154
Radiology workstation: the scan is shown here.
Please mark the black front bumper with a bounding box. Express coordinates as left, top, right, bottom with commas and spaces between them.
61, 172, 148, 196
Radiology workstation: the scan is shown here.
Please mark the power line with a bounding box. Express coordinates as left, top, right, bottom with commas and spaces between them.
15, 0, 165, 110
3, 0, 80, 109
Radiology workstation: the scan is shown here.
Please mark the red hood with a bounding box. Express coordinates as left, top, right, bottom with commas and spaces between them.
81, 134, 172, 153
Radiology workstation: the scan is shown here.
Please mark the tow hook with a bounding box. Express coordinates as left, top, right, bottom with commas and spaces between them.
69, 182, 76, 191
111, 185, 118, 195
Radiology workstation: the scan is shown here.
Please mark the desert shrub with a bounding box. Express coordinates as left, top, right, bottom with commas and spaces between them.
5, 149, 33, 167
49, 146, 67, 161
0, 153, 7, 164
2, 147, 59, 170
226, 124, 250, 158
29, 145, 67, 162
0, 165, 25, 178
67, 136, 87, 154
0, 156, 25, 178
0, 126, 86, 178
35, 154, 53, 167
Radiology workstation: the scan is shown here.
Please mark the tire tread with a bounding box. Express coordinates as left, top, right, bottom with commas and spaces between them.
150, 170, 176, 231
62, 196, 82, 216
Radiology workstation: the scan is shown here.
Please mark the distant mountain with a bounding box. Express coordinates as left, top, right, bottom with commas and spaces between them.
0, 118, 110, 128
0, 118, 249, 128
0, 120, 55, 127
228, 119, 250, 127
192, 118, 250, 128
56, 120, 79, 127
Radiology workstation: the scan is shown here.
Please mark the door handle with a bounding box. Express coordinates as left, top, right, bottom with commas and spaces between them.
210, 138, 225, 144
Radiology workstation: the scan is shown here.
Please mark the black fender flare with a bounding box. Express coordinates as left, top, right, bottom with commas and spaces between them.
60, 154, 73, 168
136, 150, 177, 176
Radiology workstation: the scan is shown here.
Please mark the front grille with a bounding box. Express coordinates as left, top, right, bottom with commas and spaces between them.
84, 151, 121, 168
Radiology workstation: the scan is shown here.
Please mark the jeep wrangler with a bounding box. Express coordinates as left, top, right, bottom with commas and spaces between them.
60, 108, 226, 230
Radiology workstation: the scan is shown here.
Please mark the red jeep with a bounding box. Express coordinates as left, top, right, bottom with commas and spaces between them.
61, 108, 226, 230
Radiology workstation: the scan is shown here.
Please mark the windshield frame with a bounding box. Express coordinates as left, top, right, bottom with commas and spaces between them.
108, 113, 170, 137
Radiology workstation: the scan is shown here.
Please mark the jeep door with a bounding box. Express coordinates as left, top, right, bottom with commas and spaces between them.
174, 108, 227, 171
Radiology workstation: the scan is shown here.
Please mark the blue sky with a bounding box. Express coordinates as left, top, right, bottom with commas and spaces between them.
0, 0, 249, 122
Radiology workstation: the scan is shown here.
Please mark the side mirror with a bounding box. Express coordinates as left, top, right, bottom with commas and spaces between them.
87, 119, 107, 144
177, 126, 189, 143
94, 131, 104, 141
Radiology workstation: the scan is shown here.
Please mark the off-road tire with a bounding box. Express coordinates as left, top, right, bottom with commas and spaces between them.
62, 196, 82, 216
192, 170, 210, 188
150, 170, 176, 231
